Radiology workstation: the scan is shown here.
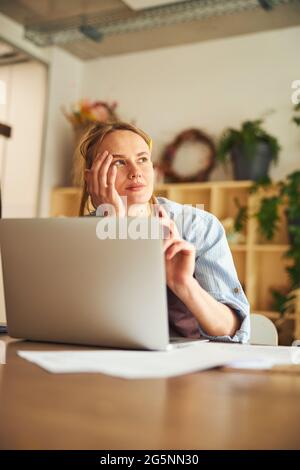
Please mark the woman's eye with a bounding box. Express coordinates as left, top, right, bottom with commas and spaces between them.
114, 159, 125, 167
138, 157, 148, 163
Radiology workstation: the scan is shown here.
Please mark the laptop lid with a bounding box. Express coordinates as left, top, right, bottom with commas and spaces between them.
0, 217, 170, 350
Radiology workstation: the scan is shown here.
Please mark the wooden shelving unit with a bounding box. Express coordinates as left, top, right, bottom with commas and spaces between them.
153, 181, 295, 322
51, 181, 298, 338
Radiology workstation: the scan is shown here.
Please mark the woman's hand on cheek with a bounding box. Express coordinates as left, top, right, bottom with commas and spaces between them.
84, 150, 126, 216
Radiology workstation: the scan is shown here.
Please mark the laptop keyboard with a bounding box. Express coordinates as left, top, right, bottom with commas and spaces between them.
168, 336, 208, 349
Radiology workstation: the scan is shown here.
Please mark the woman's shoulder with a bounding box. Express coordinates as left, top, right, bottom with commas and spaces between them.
156, 196, 225, 241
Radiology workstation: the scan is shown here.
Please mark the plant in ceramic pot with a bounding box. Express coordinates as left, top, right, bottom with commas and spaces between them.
217, 120, 280, 181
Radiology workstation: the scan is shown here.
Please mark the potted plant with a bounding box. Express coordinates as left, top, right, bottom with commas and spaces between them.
250, 172, 300, 244
217, 119, 280, 181
292, 102, 300, 126
252, 174, 300, 335
281, 171, 300, 246
232, 173, 300, 334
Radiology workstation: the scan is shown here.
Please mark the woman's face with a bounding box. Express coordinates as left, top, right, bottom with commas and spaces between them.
96, 130, 154, 206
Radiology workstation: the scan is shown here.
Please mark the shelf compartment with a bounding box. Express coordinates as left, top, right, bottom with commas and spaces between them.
253, 251, 292, 312
255, 311, 295, 320
167, 188, 211, 211
250, 188, 289, 245
215, 187, 250, 221
229, 244, 247, 251
51, 187, 82, 217
255, 205, 289, 245
231, 251, 246, 289
253, 245, 290, 252
154, 189, 169, 199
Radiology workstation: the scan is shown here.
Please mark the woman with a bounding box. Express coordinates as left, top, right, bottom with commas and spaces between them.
80, 121, 250, 343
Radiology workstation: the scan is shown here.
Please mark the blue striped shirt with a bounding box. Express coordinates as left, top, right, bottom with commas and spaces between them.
155, 197, 250, 343
91, 196, 250, 343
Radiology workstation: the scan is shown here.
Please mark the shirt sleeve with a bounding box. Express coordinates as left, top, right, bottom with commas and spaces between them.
193, 211, 250, 344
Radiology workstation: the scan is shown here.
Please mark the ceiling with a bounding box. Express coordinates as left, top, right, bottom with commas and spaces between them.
0, 0, 300, 60
0, 39, 29, 65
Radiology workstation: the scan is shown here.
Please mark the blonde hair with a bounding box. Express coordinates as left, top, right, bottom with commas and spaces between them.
78, 121, 156, 216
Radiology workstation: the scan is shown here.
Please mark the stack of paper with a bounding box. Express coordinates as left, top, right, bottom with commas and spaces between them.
18, 342, 300, 379
0, 340, 5, 365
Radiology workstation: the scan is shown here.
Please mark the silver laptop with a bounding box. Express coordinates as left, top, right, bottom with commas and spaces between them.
0, 217, 206, 351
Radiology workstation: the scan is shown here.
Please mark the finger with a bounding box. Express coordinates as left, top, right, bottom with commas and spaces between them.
157, 204, 181, 238
163, 237, 175, 252
166, 244, 182, 260
107, 161, 117, 187
90, 150, 109, 170
157, 204, 169, 218
166, 241, 195, 260
98, 153, 113, 190
90, 150, 108, 181
91, 150, 109, 195
159, 217, 180, 241
107, 163, 117, 200
158, 206, 180, 239
159, 218, 174, 240
166, 240, 195, 255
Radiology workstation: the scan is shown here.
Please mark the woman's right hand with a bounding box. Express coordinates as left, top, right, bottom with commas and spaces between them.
84, 150, 126, 216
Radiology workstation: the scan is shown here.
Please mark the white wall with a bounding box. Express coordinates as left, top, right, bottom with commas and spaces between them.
82, 25, 300, 181
0, 17, 83, 322
38, 47, 83, 217
0, 61, 47, 324
0, 61, 47, 217
0, 13, 83, 218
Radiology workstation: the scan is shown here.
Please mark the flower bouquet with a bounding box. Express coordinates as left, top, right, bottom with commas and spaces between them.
63, 99, 118, 129
62, 99, 119, 186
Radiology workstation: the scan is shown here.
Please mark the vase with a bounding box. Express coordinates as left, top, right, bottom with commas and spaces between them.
231, 141, 273, 181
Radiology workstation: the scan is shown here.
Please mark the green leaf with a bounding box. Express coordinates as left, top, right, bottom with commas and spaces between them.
249, 176, 272, 194
270, 289, 294, 316
233, 198, 248, 233
255, 196, 280, 240
216, 118, 280, 165
293, 117, 300, 126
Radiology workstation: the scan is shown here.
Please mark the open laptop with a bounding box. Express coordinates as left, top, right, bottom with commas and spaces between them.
0, 217, 207, 351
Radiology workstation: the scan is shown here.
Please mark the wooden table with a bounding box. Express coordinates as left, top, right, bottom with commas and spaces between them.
0, 335, 300, 450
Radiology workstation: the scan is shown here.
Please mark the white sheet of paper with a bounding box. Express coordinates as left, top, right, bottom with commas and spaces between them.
17, 343, 300, 379
0, 340, 6, 365
17, 342, 236, 379
213, 343, 300, 369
